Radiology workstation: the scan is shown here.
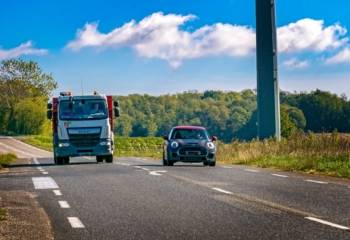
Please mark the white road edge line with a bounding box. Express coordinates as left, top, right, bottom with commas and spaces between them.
305, 217, 350, 230
244, 169, 259, 173
42, 171, 49, 175
222, 166, 233, 169
33, 158, 40, 165
305, 179, 328, 184
272, 174, 288, 178
212, 187, 233, 195
67, 217, 85, 228
53, 190, 62, 196
58, 201, 70, 208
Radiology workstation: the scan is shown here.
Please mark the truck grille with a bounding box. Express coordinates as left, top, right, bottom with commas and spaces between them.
179, 146, 207, 156
68, 133, 100, 148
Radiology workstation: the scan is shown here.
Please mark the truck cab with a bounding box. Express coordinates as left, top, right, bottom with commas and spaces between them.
47, 92, 120, 165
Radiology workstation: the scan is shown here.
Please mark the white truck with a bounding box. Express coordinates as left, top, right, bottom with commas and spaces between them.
47, 92, 120, 165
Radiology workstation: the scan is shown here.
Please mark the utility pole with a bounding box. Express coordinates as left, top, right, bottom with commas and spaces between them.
255, 0, 281, 140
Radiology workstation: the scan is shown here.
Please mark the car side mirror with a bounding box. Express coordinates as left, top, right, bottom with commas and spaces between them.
47, 110, 52, 120
113, 101, 119, 107
163, 135, 168, 140
47, 103, 52, 109
114, 107, 120, 117
211, 136, 218, 142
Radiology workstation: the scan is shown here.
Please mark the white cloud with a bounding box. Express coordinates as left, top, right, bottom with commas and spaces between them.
0, 41, 48, 60
283, 58, 309, 69
66, 12, 349, 68
325, 47, 350, 64
66, 12, 255, 68
277, 18, 348, 53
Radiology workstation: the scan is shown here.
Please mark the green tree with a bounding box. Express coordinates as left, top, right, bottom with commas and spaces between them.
13, 97, 46, 134
0, 59, 57, 134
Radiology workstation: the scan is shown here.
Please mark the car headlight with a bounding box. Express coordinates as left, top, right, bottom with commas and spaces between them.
207, 142, 215, 149
100, 141, 111, 146
171, 141, 179, 149
58, 143, 70, 147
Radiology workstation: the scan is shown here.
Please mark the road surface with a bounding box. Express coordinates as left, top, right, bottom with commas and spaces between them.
0, 137, 349, 240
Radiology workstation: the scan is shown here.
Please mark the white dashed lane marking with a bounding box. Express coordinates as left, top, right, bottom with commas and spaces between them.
67, 217, 85, 228
305, 217, 350, 230
53, 190, 62, 196
244, 169, 259, 173
32, 177, 59, 189
221, 166, 233, 169
272, 174, 288, 178
149, 170, 167, 176
58, 201, 70, 208
42, 171, 49, 175
212, 187, 233, 195
305, 179, 328, 185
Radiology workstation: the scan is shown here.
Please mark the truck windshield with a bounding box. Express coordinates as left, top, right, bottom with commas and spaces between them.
59, 99, 108, 120
170, 129, 209, 140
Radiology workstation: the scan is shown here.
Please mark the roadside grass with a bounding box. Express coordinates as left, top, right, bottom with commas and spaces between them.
23, 133, 350, 178
217, 132, 350, 178
22, 135, 52, 151
115, 137, 163, 158
0, 153, 17, 169
0, 208, 7, 221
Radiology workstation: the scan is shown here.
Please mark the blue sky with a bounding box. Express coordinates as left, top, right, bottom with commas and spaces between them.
1, 0, 350, 96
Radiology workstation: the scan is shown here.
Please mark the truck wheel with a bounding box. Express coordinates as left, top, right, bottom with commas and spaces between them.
203, 161, 209, 166
105, 154, 113, 163
96, 156, 103, 163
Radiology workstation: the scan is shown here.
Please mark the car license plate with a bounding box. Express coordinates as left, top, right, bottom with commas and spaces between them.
187, 151, 200, 155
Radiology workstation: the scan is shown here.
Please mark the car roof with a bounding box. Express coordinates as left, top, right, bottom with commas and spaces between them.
173, 125, 206, 130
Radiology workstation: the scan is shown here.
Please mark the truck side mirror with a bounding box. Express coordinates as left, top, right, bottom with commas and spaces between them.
114, 107, 120, 117
47, 110, 53, 120
113, 101, 119, 107
47, 103, 52, 109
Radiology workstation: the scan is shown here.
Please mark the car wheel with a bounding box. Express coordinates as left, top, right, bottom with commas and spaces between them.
209, 161, 216, 167
96, 156, 103, 163
64, 157, 70, 165
105, 154, 114, 163
56, 157, 64, 165
168, 160, 174, 166
203, 161, 209, 166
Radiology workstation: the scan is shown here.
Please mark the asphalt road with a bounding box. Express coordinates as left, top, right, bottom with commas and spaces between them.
0, 137, 349, 240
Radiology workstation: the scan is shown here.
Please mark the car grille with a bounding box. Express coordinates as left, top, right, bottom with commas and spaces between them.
68, 133, 100, 148
179, 146, 207, 156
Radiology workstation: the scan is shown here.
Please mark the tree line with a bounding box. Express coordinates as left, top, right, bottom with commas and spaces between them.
114, 89, 350, 142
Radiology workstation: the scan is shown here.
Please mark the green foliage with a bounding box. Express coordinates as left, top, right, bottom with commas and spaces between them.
115, 89, 347, 142
13, 97, 46, 134
0, 59, 57, 135
0, 153, 17, 168
0, 208, 7, 221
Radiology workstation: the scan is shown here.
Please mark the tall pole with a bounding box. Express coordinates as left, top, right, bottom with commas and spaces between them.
256, 0, 281, 140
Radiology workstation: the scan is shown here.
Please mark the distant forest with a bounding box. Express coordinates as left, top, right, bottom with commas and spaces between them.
114, 89, 350, 142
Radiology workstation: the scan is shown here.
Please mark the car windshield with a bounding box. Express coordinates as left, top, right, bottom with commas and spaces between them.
170, 129, 209, 140
59, 99, 108, 120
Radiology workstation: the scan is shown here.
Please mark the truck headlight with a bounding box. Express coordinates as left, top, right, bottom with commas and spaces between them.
171, 141, 179, 149
206, 142, 215, 149
100, 141, 111, 146
58, 143, 70, 147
